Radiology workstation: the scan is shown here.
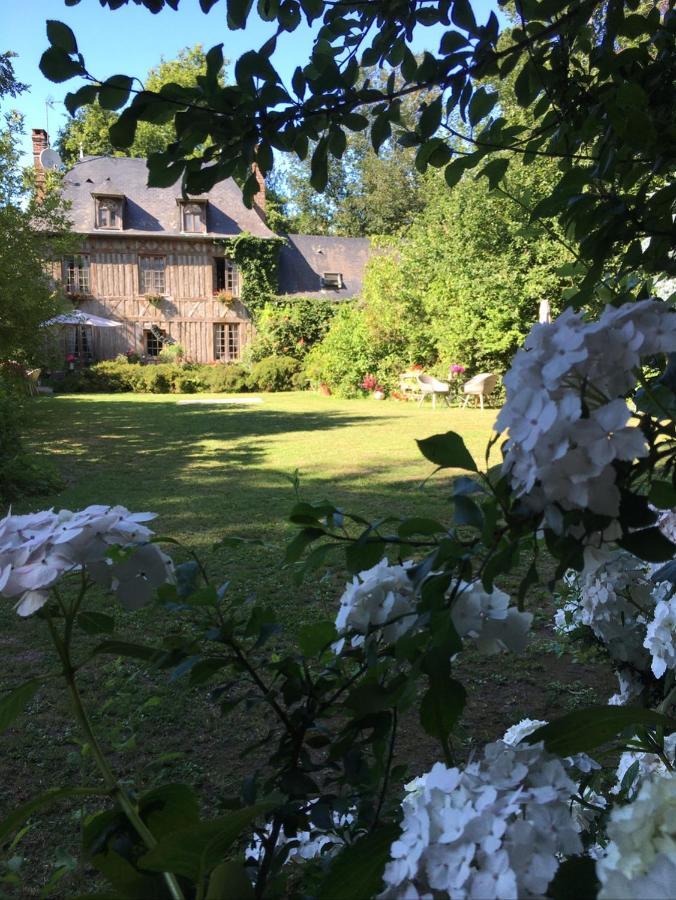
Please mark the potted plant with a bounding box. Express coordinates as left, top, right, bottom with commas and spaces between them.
146, 294, 163, 308
215, 289, 235, 308
361, 373, 386, 400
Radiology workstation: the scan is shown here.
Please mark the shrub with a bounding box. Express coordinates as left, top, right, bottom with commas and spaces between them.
174, 373, 206, 394
206, 364, 249, 393
158, 344, 185, 364
0, 383, 62, 502
141, 366, 173, 394
249, 355, 300, 392
303, 305, 380, 397
247, 299, 336, 363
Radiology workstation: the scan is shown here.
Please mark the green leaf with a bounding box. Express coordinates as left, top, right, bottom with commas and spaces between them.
649, 480, 676, 510
371, 115, 391, 153
476, 157, 508, 190
285, 527, 325, 564
420, 676, 466, 741
527, 706, 675, 756
77, 611, 116, 635
468, 88, 498, 126
98, 75, 134, 111
207, 861, 255, 900
417, 431, 477, 471
318, 826, 399, 900
418, 97, 442, 138
64, 84, 99, 116
227, 0, 254, 28
453, 495, 483, 529
398, 518, 446, 538
39, 46, 83, 83
451, 0, 477, 35
345, 536, 384, 574
108, 111, 138, 148
139, 783, 200, 838
0, 787, 108, 843
298, 621, 336, 657
147, 161, 184, 188
93, 640, 161, 662
618, 527, 676, 562
547, 855, 599, 900
46, 20, 77, 53
440, 30, 469, 54
0, 680, 40, 734
138, 803, 274, 880
310, 138, 329, 192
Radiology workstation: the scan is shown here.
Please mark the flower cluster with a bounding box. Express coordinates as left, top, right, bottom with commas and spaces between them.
496, 300, 676, 523
644, 595, 676, 678
0, 506, 171, 615
382, 740, 581, 899
555, 547, 666, 670
333, 559, 417, 653
247, 804, 355, 867
597, 772, 676, 899
614, 733, 676, 800
450, 582, 532, 654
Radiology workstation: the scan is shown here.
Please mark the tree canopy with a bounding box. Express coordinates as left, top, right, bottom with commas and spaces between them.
41, 0, 675, 302
57, 45, 224, 165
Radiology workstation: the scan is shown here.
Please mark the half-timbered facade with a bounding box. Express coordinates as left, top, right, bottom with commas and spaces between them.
36, 128, 371, 364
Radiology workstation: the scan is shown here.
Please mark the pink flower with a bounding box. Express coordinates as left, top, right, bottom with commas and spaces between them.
451, 364, 466, 374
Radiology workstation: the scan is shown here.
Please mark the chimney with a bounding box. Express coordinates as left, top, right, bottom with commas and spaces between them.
252, 161, 266, 223
32, 128, 49, 197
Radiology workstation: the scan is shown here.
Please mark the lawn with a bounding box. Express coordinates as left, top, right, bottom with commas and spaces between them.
1, 392, 612, 893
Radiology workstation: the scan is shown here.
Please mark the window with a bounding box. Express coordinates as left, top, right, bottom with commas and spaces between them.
214, 257, 239, 295
63, 256, 90, 295
182, 202, 205, 233
321, 272, 344, 289
139, 256, 166, 295
96, 197, 122, 229
144, 328, 164, 357
71, 326, 90, 358
214, 323, 241, 361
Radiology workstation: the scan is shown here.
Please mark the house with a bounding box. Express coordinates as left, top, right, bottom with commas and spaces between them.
34, 128, 371, 364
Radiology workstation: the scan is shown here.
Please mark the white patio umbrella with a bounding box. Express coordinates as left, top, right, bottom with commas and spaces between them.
40, 311, 122, 328
40, 310, 122, 367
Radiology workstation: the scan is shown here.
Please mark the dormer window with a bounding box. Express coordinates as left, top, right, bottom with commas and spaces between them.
178, 199, 207, 233
95, 196, 123, 230
322, 272, 344, 289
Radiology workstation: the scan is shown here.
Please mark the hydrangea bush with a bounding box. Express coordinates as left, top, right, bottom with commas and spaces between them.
0, 299, 674, 898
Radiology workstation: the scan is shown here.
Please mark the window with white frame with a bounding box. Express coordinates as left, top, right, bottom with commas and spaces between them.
214, 323, 241, 361
321, 272, 343, 289
213, 257, 239, 295
63, 256, 90, 295
96, 197, 122, 229
182, 202, 206, 233
139, 256, 166, 295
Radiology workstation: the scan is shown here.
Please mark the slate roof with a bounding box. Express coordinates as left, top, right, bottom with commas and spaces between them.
277, 234, 371, 299
62, 156, 275, 239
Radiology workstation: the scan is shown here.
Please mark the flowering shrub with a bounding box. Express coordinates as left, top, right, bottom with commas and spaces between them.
1, 303, 675, 899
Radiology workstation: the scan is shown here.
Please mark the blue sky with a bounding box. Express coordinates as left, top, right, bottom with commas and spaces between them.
2, 0, 503, 164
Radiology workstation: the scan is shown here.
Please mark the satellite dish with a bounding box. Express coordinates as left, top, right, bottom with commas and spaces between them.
40, 148, 63, 170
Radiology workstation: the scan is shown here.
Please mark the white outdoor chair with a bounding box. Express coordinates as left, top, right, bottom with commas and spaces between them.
25, 369, 41, 397
417, 374, 451, 409
462, 373, 498, 410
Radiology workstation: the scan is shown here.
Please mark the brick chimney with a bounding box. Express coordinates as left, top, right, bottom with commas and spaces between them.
252, 161, 266, 223
32, 128, 49, 197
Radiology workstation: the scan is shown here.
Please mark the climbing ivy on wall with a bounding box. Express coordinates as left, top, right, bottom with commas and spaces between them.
219, 233, 285, 319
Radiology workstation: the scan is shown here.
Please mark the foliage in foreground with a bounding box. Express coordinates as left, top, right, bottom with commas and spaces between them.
1, 300, 675, 899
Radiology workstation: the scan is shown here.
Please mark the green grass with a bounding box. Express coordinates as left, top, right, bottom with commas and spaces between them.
0, 392, 613, 893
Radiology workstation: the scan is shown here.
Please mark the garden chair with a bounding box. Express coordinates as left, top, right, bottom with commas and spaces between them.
417, 373, 451, 409
462, 373, 498, 410
25, 369, 41, 397
399, 371, 423, 401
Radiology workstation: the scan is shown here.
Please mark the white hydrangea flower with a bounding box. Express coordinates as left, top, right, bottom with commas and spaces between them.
0, 506, 164, 615
502, 719, 547, 746
613, 733, 676, 799
334, 559, 417, 652
597, 772, 676, 899
497, 300, 676, 522
247, 804, 355, 866
644, 595, 676, 678
558, 547, 666, 670
450, 582, 533, 654
381, 741, 581, 899
608, 669, 644, 706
